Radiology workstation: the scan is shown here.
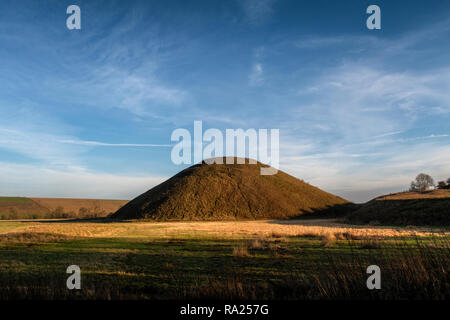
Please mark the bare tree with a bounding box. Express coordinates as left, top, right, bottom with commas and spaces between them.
410, 173, 435, 192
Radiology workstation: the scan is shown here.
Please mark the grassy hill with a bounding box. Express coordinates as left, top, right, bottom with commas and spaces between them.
111, 158, 349, 221
345, 189, 450, 226
0, 197, 128, 220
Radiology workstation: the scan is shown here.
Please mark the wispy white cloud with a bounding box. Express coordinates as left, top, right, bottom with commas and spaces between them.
0, 125, 171, 172
1, 2, 449, 203
295, 35, 379, 50
0, 162, 167, 199
295, 18, 450, 54
372, 131, 404, 139
343, 133, 449, 149
0, 122, 170, 199
279, 25, 450, 202
249, 63, 264, 86
240, 0, 277, 26
294, 65, 450, 142
93, 69, 188, 116
59, 139, 172, 147
4, 5, 190, 122
54, 65, 189, 120
281, 142, 450, 202
0, 127, 84, 167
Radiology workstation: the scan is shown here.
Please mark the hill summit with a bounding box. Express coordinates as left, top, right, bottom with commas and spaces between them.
111, 158, 349, 220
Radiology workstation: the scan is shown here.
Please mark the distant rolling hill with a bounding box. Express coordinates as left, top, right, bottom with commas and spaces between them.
111, 158, 349, 221
345, 189, 450, 226
0, 197, 49, 218
0, 197, 128, 219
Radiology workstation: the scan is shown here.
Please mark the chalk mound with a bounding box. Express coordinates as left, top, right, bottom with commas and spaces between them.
111, 158, 349, 220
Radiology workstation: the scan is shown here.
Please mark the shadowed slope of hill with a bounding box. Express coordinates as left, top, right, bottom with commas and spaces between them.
111, 158, 349, 221
345, 190, 450, 226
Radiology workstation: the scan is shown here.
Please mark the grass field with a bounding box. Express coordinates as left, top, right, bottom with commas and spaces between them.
0, 218, 448, 300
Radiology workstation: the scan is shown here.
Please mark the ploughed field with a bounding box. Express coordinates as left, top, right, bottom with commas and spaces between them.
0, 218, 448, 300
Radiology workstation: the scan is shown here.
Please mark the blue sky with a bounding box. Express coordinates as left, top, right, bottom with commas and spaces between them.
1, 0, 450, 202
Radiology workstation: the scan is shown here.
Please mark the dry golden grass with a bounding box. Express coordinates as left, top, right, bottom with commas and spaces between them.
0, 232, 75, 243
157, 219, 446, 239
320, 234, 336, 247
0, 218, 448, 300
0, 218, 446, 241
377, 189, 450, 200
232, 244, 250, 257
249, 238, 264, 249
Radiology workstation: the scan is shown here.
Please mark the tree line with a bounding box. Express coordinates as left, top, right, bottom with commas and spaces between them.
410, 173, 450, 192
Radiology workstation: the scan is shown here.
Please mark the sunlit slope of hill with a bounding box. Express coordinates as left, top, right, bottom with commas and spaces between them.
111, 158, 349, 221
345, 190, 450, 226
